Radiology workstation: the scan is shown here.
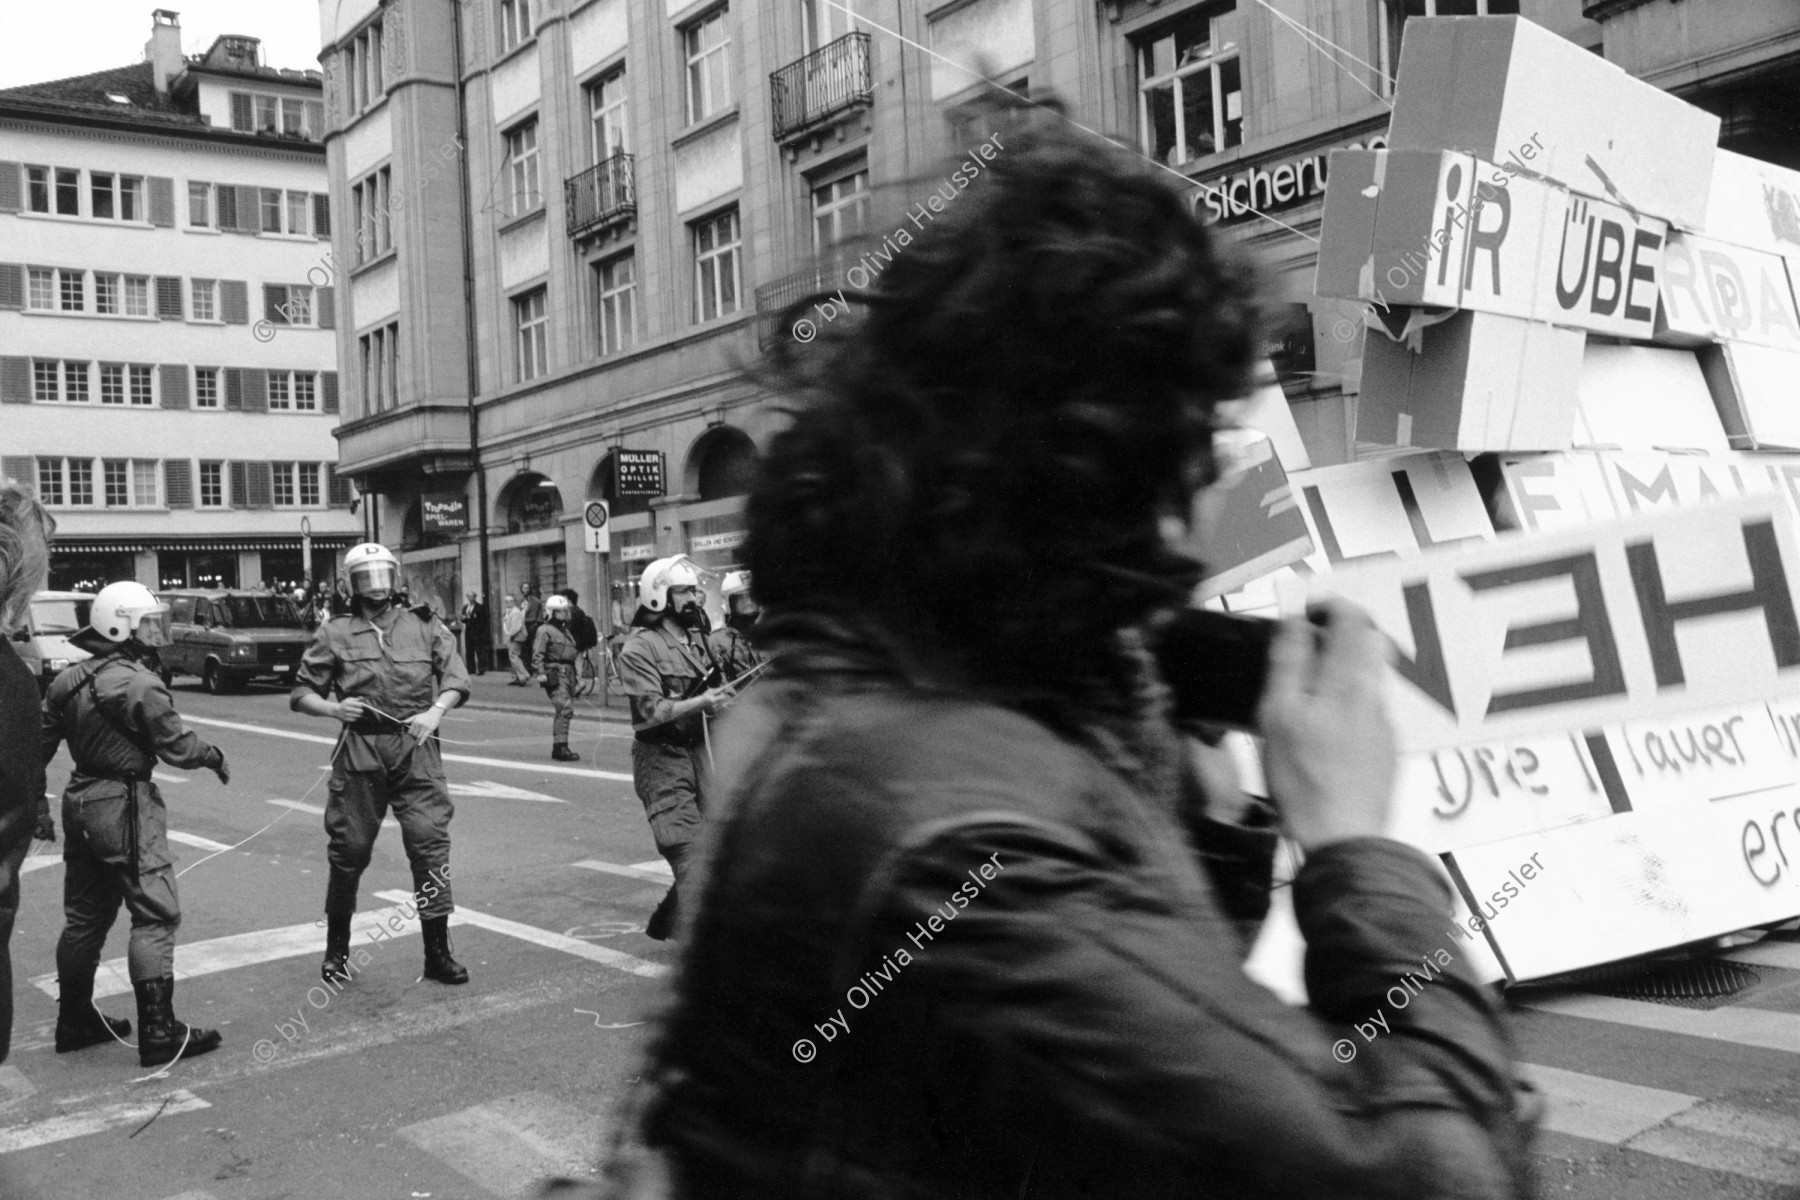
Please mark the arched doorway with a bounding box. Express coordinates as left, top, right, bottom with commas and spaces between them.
688, 426, 759, 500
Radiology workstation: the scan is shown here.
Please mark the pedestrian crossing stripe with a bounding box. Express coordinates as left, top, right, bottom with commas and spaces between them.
371, 890, 667, 979
572, 859, 672, 883
268, 797, 397, 829
397, 1092, 602, 1197
1517, 991, 1800, 1056
0, 1090, 208, 1155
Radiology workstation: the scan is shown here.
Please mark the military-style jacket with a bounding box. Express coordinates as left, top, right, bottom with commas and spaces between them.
290, 603, 470, 729
532, 621, 580, 667
706, 626, 762, 684
617, 619, 719, 741
42, 651, 218, 802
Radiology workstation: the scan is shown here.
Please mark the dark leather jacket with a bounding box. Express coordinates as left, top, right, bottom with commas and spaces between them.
634, 632, 1537, 1199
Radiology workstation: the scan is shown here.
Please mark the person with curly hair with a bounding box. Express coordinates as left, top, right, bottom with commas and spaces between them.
594, 98, 1537, 1200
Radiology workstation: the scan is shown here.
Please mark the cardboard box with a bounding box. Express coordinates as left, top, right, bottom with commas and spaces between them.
1573, 343, 1729, 454
1699, 340, 1800, 451
1359, 309, 1585, 451
1500, 451, 1800, 535
1389, 16, 1718, 231
1289, 451, 1493, 571
1703, 148, 1800, 257
1314, 149, 1382, 303
1187, 433, 1316, 601
1656, 231, 1800, 352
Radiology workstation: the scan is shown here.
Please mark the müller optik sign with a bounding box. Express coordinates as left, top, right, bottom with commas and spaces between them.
1191, 134, 1389, 224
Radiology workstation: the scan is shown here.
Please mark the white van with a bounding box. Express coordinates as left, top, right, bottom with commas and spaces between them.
9, 590, 94, 692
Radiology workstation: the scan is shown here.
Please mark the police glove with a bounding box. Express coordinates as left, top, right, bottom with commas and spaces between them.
206, 746, 231, 786
33, 817, 54, 843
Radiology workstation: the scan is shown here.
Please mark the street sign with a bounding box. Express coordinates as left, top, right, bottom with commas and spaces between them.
584, 501, 609, 554
584, 501, 609, 530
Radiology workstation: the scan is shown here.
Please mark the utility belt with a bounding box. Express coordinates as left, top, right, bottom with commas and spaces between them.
635, 720, 702, 749
75, 766, 153, 786
71, 767, 151, 884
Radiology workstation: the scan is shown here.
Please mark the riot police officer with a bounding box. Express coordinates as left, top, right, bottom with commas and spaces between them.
616, 557, 731, 941
708, 570, 764, 684
291, 543, 472, 986
42, 582, 230, 1068
533, 593, 581, 761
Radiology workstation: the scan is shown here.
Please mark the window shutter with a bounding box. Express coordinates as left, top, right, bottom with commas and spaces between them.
0, 263, 21, 311
0, 357, 28, 404
247, 461, 273, 508
224, 367, 244, 411
306, 100, 325, 139
0, 163, 19, 213
217, 184, 239, 231
327, 464, 353, 507
155, 276, 184, 319
229, 460, 248, 506
317, 287, 335, 329
159, 363, 188, 408
263, 284, 286, 324
164, 458, 192, 508
221, 280, 248, 324
321, 370, 340, 414
148, 176, 175, 226
312, 192, 332, 238
231, 92, 253, 132
0, 457, 35, 497
243, 367, 268, 412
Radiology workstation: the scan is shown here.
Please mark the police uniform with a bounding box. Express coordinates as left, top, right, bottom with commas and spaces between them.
41, 652, 221, 993
707, 624, 763, 684
616, 622, 720, 897
291, 602, 470, 920
532, 620, 580, 746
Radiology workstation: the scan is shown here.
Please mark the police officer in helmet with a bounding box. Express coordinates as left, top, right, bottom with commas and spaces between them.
533, 593, 582, 761
42, 581, 230, 1068
291, 543, 471, 986
708, 570, 764, 684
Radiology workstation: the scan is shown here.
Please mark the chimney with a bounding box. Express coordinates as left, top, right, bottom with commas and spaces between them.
146, 9, 183, 96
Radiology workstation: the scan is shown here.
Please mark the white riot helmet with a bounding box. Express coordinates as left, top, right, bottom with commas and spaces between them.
720, 570, 751, 600
343, 542, 400, 603
543, 593, 572, 618
90, 582, 171, 647
636, 556, 704, 614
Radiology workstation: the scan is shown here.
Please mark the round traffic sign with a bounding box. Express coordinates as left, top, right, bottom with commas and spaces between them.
584, 501, 609, 530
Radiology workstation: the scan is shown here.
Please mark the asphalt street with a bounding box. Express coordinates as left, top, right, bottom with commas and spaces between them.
0, 677, 1795, 1198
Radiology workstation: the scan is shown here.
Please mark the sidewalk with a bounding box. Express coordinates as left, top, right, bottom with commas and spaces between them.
457, 667, 632, 723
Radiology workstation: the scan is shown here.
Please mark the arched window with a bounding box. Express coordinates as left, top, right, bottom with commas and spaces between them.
499, 473, 563, 534
692, 427, 758, 501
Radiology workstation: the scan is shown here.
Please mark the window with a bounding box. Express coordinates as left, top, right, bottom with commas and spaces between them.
267, 371, 319, 411
199, 461, 224, 507
272, 462, 322, 507
60, 269, 84, 312
31, 360, 88, 403
295, 372, 317, 411
261, 188, 283, 233
342, 20, 384, 116
25, 166, 47, 213
803, 0, 861, 50
692, 207, 740, 322
514, 288, 548, 381
104, 460, 129, 507
267, 284, 314, 326
299, 463, 321, 507
36, 459, 64, 506
189, 181, 210, 226
287, 190, 310, 236
135, 460, 159, 507
500, 0, 532, 51
129, 364, 154, 405
1380, 0, 1517, 90
91, 172, 114, 220
195, 367, 220, 408
95, 273, 118, 314
64, 361, 89, 403
32, 361, 56, 403
255, 94, 278, 133
269, 373, 291, 410
594, 254, 636, 357
360, 323, 399, 414
191, 279, 217, 321
273, 462, 296, 507
505, 121, 540, 217
55, 168, 79, 215
1137, 5, 1243, 168
282, 98, 307, 136
124, 276, 149, 317
26, 268, 52, 310
684, 8, 732, 124
588, 68, 629, 161
100, 364, 124, 404
91, 174, 142, 221
352, 166, 391, 262
812, 166, 868, 250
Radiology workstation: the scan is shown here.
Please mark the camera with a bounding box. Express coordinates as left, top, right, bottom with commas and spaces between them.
1151, 609, 1278, 732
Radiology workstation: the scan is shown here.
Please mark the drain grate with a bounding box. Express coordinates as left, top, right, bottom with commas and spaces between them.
1550, 959, 1763, 1010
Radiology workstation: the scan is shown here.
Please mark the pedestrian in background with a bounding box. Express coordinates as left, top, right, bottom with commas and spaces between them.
606, 104, 1537, 1197
461, 592, 491, 675
520, 584, 545, 674
503, 593, 530, 685
533, 595, 581, 761
0, 483, 54, 1066
332, 577, 353, 617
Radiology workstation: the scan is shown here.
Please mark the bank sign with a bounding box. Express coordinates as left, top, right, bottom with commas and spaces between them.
1193, 133, 1389, 225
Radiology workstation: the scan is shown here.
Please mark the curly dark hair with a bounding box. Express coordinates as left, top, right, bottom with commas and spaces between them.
747, 101, 1262, 693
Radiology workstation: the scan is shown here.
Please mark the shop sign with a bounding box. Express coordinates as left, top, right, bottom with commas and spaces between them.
619, 543, 657, 562
1193, 133, 1388, 225
615, 450, 665, 498
690, 530, 746, 553
420, 494, 468, 534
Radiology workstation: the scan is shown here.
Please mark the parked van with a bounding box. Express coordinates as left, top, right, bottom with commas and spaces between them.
156, 589, 311, 693
8, 590, 95, 692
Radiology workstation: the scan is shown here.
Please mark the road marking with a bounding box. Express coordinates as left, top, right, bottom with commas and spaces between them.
397, 1092, 603, 1197
572, 859, 673, 884
167, 831, 233, 853
1628, 1102, 1800, 1186
448, 780, 567, 803
1521, 1063, 1697, 1143
158, 1193, 222, 1200
183, 714, 633, 781
1518, 992, 1800, 1056
0, 1090, 209, 1155
152, 771, 186, 785
1723, 940, 1800, 972
374, 891, 667, 979
628, 859, 673, 877
30, 902, 433, 1000
19, 855, 59, 876
268, 798, 396, 829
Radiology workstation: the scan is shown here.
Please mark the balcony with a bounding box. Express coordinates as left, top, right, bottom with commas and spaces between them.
565, 151, 636, 239
754, 256, 854, 350
770, 33, 873, 144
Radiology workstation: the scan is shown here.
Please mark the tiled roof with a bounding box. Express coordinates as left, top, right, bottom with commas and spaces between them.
0, 62, 198, 127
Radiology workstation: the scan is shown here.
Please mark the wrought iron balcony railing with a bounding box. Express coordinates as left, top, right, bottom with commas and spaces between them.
565, 151, 636, 238
770, 33, 873, 143
753, 256, 854, 350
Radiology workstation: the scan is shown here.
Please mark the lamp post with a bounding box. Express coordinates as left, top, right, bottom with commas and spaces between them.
300, 515, 312, 587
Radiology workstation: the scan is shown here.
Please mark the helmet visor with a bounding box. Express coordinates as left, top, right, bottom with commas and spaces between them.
132, 606, 172, 647
349, 563, 397, 599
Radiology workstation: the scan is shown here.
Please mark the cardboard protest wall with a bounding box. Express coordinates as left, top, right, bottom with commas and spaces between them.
1601, 701, 1798, 811
1703, 149, 1800, 258
1387, 730, 1614, 854
1358, 308, 1584, 450
1387, 16, 1718, 231
1190, 432, 1315, 601
1699, 340, 1800, 451
1498, 451, 1800, 534
1572, 343, 1730, 454
1443, 785, 1800, 981
1311, 494, 1800, 754
1289, 451, 1493, 570
1655, 231, 1800, 352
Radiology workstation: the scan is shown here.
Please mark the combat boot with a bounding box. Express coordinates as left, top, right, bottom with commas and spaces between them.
321, 912, 353, 984
54, 967, 131, 1053
552, 743, 581, 761
134, 977, 222, 1068
421, 916, 469, 984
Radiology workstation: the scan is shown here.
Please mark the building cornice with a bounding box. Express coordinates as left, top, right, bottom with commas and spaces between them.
0, 103, 325, 158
